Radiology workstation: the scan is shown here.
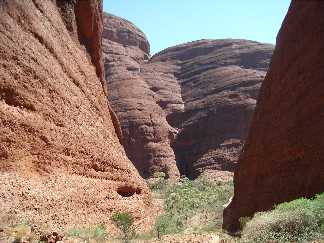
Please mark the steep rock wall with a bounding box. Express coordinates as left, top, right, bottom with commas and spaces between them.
103, 13, 180, 178
103, 13, 274, 180
149, 40, 273, 179
0, 0, 153, 232
223, 0, 324, 232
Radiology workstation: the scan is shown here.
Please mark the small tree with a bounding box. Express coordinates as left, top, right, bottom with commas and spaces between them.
154, 216, 168, 239
111, 212, 135, 242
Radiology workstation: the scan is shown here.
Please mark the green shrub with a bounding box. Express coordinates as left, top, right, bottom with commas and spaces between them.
154, 213, 183, 238
150, 177, 167, 191
7, 223, 33, 243
239, 216, 251, 230
149, 172, 168, 191
152, 171, 166, 178
154, 214, 172, 238
67, 224, 107, 242
241, 193, 324, 242
153, 177, 233, 236
111, 212, 135, 241
0, 218, 43, 243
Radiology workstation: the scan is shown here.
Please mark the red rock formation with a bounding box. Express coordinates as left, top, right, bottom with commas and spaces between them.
103, 13, 180, 179
149, 40, 273, 179
74, 0, 106, 92
103, 13, 274, 180
223, 0, 324, 232
0, 0, 153, 232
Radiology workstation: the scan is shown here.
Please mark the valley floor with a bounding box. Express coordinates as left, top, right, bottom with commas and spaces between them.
1, 175, 323, 242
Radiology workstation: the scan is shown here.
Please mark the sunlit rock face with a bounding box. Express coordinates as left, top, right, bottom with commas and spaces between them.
0, 0, 153, 232
103, 13, 274, 179
223, 0, 324, 232
103, 13, 180, 179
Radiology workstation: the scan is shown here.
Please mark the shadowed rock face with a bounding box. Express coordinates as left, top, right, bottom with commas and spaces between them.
103, 13, 274, 179
150, 40, 273, 179
0, 0, 153, 232
223, 1, 324, 232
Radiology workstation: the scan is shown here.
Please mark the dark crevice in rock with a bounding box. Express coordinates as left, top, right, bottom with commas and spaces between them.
117, 185, 141, 197
108, 104, 124, 145
0, 87, 36, 111
74, 1, 105, 87
56, 0, 77, 34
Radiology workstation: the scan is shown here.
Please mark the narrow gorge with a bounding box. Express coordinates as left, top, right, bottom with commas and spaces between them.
0, 0, 323, 241
103, 13, 274, 180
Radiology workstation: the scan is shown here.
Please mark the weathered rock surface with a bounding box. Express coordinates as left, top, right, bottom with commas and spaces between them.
103, 13, 180, 178
103, 13, 274, 179
0, 0, 153, 232
151, 40, 273, 179
223, 1, 324, 232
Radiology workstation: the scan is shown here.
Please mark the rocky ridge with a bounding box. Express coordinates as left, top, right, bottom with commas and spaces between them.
103, 13, 274, 179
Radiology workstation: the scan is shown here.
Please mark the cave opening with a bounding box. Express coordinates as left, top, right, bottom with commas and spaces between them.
117, 185, 141, 197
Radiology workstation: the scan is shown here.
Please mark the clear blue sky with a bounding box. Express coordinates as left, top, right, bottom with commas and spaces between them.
103, 1, 291, 55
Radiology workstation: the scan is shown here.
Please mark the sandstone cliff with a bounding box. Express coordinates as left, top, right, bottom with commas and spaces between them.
150, 40, 273, 179
103, 13, 180, 179
103, 13, 273, 179
0, 0, 153, 232
223, 0, 324, 232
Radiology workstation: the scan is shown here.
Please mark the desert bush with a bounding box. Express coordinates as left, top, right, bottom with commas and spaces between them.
152, 171, 166, 178
0, 219, 40, 243
241, 193, 324, 242
154, 213, 178, 238
111, 212, 135, 241
67, 224, 107, 242
149, 172, 168, 191
153, 176, 233, 236
239, 216, 251, 230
